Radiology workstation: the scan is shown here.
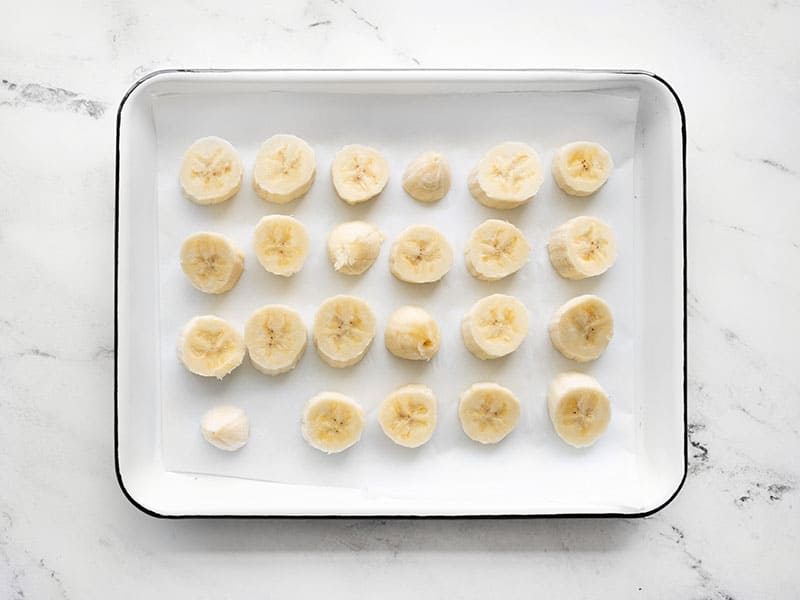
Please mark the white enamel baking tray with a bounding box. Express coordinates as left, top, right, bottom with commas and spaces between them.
115, 69, 686, 518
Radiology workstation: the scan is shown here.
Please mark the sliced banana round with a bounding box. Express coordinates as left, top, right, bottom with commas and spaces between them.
402, 151, 451, 202
253, 134, 316, 204
200, 405, 250, 451
253, 215, 309, 277
465, 219, 530, 281
548, 216, 617, 280
547, 372, 611, 447
331, 144, 389, 205
389, 225, 453, 283
468, 142, 543, 209
384, 306, 440, 361
244, 305, 307, 376
327, 221, 384, 275
302, 392, 365, 453
458, 382, 521, 444
313, 295, 376, 368
179, 136, 243, 205
379, 384, 437, 448
462, 294, 529, 360
180, 232, 244, 294
178, 315, 245, 379
552, 141, 613, 197
549, 295, 614, 362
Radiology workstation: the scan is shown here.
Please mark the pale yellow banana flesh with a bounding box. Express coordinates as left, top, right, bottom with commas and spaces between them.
462, 294, 529, 360
253, 134, 316, 204
302, 392, 365, 453
458, 382, 521, 444
179, 136, 243, 205
549, 295, 614, 362
327, 221, 384, 275
379, 384, 437, 448
468, 142, 543, 209
200, 405, 250, 451
313, 295, 376, 368
331, 144, 389, 204
402, 151, 451, 202
244, 305, 307, 376
547, 372, 611, 447
253, 214, 310, 277
551, 141, 613, 197
389, 225, 453, 283
384, 306, 441, 361
180, 232, 244, 294
465, 219, 530, 281
177, 315, 245, 379
548, 216, 617, 280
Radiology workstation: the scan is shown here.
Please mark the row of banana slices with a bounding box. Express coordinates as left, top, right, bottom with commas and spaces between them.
178, 292, 614, 379
200, 372, 611, 454
179, 135, 613, 208
181, 214, 617, 294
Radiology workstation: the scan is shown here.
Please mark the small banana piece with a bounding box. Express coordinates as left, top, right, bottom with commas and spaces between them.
327, 221, 384, 275
253, 215, 309, 277
177, 315, 245, 379
551, 141, 613, 197
468, 142, 543, 209
302, 392, 365, 453
313, 295, 376, 368
389, 225, 453, 283
384, 306, 440, 361
462, 294, 529, 360
402, 151, 451, 202
548, 216, 617, 280
464, 219, 530, 281
252, 134, 316, 204
331, 144, 389, 205
379, 384, 437, 448
200, 405, 250, 451
244, 305, 307, 375
179, 136, 243, 205
458, 382, 521, 444
549, 295, 614, 362
179, 232, 244, 294
547, 372, 611, 447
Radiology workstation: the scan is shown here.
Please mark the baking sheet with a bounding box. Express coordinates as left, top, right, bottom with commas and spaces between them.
155, 87, 641, 508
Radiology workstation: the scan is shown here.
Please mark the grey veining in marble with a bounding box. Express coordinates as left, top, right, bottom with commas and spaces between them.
1, 0, 799, 598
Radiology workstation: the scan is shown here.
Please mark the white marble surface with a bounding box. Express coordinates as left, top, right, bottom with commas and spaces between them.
0, 0, 798, 597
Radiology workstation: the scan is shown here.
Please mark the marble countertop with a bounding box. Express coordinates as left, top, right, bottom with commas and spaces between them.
1, 1, 798, 598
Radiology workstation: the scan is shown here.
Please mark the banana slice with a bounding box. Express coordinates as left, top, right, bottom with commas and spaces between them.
331, 144, 389, 205
384, 306, 440, 361
465, 219, 530, 281
179, 136, 243, 205
302, 392, 365, 453
402, 151, 451, 202
179, 232, 244, 294
552, 141, 613, 197
462, 294, 529, 360
313, 295, 376, 368
547, 372, 611, 447
468, 142, 543, 209
389, 225, 453, 283
548, 216, 617, 280
253, 134, 316, 204
458, 382, 521, 444
327, 221, 384, 275
253, 215, 309, 277
178, 315, 245, 379
549, 295, 614, 362
244, 305, 307, 375
200, 405, 250, 451
379, 384, 437, 448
